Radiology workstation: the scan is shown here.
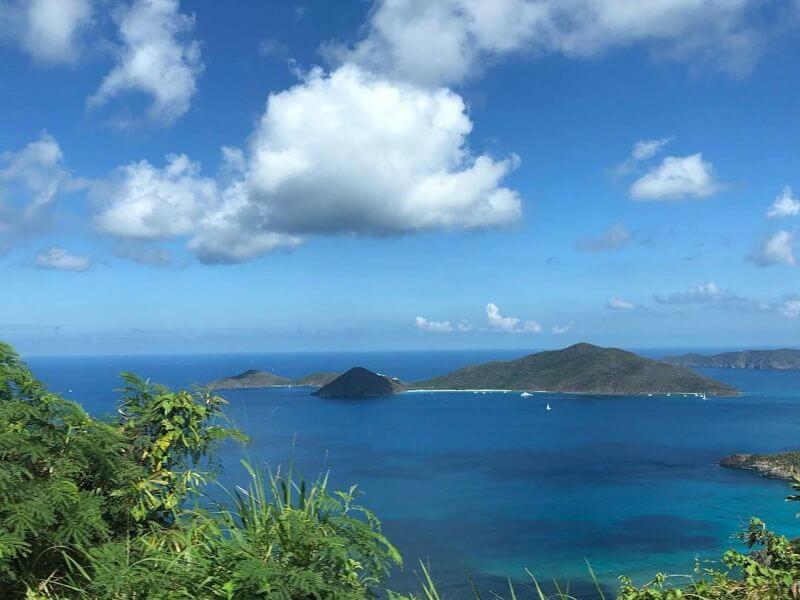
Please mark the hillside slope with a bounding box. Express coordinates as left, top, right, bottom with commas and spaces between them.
413, 343, 736, 395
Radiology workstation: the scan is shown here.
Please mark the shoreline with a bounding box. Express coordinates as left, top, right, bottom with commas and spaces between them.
213, 385, 737, 397
404, 388, 736, 397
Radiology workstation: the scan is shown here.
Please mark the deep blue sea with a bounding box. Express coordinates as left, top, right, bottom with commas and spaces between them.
24, 350, 800, 597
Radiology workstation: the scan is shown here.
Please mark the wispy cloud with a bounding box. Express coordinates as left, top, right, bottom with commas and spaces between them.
35, 247, 92, 272
650, 280, 797, 316
606, 298, 636, 311
615, 137, 672, 175
113, 241, 175, 268
630, 154, 721, 201
653, 281, 726, 305
577, 223, 632, 252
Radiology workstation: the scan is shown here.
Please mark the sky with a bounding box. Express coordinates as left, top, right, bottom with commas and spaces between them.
2, 0, 800, 355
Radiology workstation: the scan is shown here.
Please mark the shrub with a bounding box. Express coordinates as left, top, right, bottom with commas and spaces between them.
0, 341, 401, 599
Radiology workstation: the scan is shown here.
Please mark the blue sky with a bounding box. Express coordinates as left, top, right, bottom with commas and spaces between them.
2, 0, 800, 355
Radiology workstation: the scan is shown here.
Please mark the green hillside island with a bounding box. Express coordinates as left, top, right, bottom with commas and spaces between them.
207, 369, 342, 389
412, 343, 737, 396
664, 348, 800, 370
313, 367, 407, 398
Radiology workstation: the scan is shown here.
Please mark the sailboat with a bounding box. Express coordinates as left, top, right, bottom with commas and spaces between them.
545, 402, 551, 411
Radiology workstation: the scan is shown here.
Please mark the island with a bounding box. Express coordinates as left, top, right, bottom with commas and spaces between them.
663, 349, 800, 370
411, 343, 737, 396
207, 369, 290, 389
720, 452, 800, 480
207, 370, 342, 389
208, 343, 737, 397
313, 367, 406, 398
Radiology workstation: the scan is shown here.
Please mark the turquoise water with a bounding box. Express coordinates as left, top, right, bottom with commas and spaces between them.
24, 351, 800, 597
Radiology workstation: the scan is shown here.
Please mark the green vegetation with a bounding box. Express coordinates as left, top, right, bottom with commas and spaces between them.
413, 343, 737, 396
3, 339, 800, 599
0, 342, 399, 599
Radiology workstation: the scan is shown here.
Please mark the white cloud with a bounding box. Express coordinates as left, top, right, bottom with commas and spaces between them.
486, 302, 541, 333
767, 186, 800, 218
240, 64, 521, 236
649, 281, 800, 319
606, 298, 635, 310
0, 0, 93, 64
93, 154, 218, 240
35, 247, 92, 272
456, 320, 473, 332
749, 230, 796, 267
778, 298, 800, 318
0, 133, 72, 250
88, 0, 203, 125
333, 0, 775, 86
577, 223, 631, 251
415, 316, 472, 332
653, 281, 765, 313
97, 65, 522, 263
551, 321, 573, 334
630, 154, 721, 201
415, 316, 454, 332
654, 280, 723, 304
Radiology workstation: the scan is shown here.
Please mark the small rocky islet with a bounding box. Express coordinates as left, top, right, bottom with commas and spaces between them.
719, 452, 800, 481
313, 367, 406, 399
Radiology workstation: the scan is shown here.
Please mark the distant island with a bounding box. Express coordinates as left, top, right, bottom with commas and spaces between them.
207, 369, 290, 389
663, 349, 800, 370
208, 343, 737, 397
313, 367, 406, 399
290, 371, 342, 387
720, 452, 800, 481
412, 343, 737, 396
207, 369, 342, 390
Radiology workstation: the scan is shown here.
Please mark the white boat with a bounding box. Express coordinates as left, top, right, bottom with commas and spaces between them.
520, 392, 533, 397
545, 403, 551, 411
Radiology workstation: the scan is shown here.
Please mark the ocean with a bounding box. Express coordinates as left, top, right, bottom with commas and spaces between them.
23, 350, 800, 597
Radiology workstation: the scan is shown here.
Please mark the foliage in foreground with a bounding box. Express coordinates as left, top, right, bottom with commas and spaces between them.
0, 341, 399, 599
3, 338, 800, 599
